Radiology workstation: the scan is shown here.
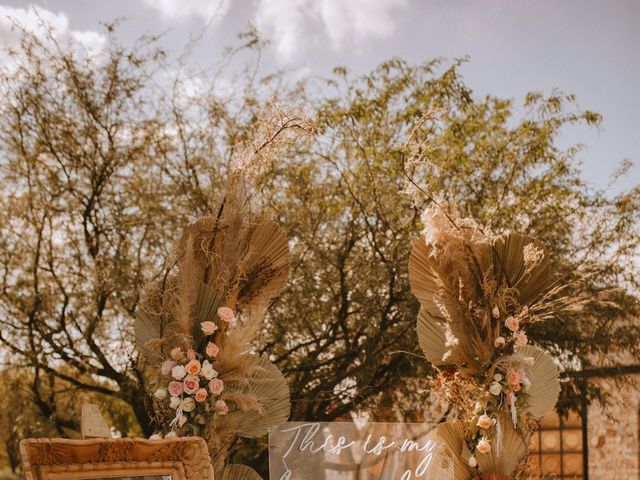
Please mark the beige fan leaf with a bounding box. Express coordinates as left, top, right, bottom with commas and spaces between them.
134, 310, 166, 362
517, 345, 561, 419
408, 238, 443, 320
426, 421, 474, 480
218, 356, 290, 438
476, 413, 528, 476
490, 234, 550, 305
416, 308, 449, 366
221, 464, 262, 480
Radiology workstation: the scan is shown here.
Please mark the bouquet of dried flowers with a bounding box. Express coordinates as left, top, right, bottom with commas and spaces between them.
409, 203, 595, 479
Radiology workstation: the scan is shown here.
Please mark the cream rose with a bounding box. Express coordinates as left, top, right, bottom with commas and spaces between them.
523, 356, 535, 366
201, 361, 218, 380
170, 347, 183, 360
493, 373, 503, 382
208, 378, 224, 395
494, 336, 506, 348
491, 306, 500, 318
165, 431, 178, 439
489, 382, 502, 396
468, 456, 477, 467
215, 399, 229, 415
217, 307, 234, 322
201, 321, 218, 336
168, 381, 183, 397
171, 365, 186, 380
170, 396, 181, 409
515, 332, 528, 346
182, 375, 200, 395
154, 388, 168, 400
185, 359, 201, 376
476, 414, 494, 429
476, 439, 491, 454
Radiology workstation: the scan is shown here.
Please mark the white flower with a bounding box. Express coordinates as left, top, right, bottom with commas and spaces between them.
523, 356, 535, 366
165, 431, 178, 439
149, 434, 162, 440
171, 365, 186, 380
476, 438, 491, 454
169, 397, 181, 409
201, 361, 218, 380
491, 306, 500, 318
181, 397, 195, 413
493, 373, 503, 382
154, 388, 168, 400
489, 382, 502, 396
476, 414, 494, 429
523, 377, 531, 391
494, 336, 506, 348
468, 456, 477, 467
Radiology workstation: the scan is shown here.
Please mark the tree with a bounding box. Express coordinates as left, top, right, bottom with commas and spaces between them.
0, 21, 638, 477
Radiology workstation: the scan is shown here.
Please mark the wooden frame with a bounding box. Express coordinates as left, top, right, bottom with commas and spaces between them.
20, 437, 214, 480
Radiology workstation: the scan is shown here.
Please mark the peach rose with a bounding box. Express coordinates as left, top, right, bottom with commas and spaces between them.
209, 378, 224, 395
476, 439, 491, 454
506, 369, 520, 386
168, 381, 183, 397
206, 342, 219, 358
194, 388, 208, 402
182, 374, 200, 394
201, 321, 218, 336
217, 307, 234, 322
170, 347, 183, 360
476, 414, 494, 429
494, 336, 506, 348
512, 383, 521, 392
185, 359, 201, 376
215, 399, 229, 415
187, 348, 196, 360
505, 316, 520, 331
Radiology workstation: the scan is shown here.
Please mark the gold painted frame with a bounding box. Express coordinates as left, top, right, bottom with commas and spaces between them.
20, 437, 214, 480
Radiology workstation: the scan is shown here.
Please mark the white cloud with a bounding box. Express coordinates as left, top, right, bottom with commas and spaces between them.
0, 4, 107, 60
255, 0, 407, 62
143, 0, 231, 22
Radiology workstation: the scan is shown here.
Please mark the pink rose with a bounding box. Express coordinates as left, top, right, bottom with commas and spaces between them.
161, 360, 175, 375
215, 399, 229, 415
201, 321, 218, 336
217, 307, 234, 322
170, 347, 183, 360
505, 316, 520, 332
206, 342, 219, 358
185, 359, 201, 376
515, 332, 528, 346
506, 369, 520, 386
491, 306, 500, 318
194, 388, 208, 402
168, 381, 183, 397
208, 378, 224, 395
183, 375, 200, 395
517, 368, 526, 382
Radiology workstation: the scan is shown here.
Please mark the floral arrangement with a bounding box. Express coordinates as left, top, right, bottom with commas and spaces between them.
152, 307, 234, 434
408, 204, 593, 479
135, 177, 292, 480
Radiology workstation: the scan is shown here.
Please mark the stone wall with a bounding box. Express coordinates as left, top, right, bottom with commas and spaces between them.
588, 376, 639, 479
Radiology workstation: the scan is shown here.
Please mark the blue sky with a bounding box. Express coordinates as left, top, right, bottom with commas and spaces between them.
2, 0, 638, 192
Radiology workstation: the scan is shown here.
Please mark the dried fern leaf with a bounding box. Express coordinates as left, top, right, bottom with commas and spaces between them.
518, 345, 561, 419
476, 413, 527, 476
217, 356, 290, 438
221, 464, 262, 480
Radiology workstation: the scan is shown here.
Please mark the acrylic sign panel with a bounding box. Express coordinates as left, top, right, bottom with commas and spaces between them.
269, 422, 452, 480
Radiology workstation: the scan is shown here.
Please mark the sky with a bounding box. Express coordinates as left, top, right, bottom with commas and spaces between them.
1, 0, 638, 192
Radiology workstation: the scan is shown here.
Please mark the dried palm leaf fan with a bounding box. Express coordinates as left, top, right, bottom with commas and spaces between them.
136, 175, 292, 479
408, 204, 570, 480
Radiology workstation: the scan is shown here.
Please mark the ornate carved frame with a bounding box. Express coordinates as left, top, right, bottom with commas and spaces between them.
20, 437, 214, 480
